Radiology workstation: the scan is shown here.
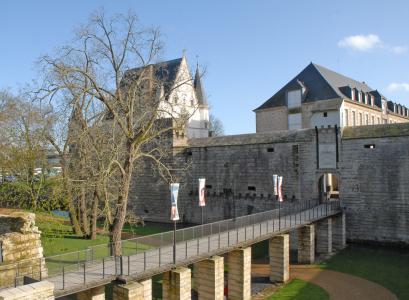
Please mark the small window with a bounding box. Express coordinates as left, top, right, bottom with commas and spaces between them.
248, 186, 256, 191
364, 144, 375, 149
267, 147, 275, 152
190, 100, 194, 106
205, 185, 212, 189
323, 112, 328, 117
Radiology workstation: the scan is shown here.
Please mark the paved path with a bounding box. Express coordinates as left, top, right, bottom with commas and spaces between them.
252, 264, 398, 300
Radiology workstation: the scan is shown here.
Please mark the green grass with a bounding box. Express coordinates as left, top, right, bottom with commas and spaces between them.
320, 245, 409, 300
266, 279, 329, 300
35, 212, 171, 275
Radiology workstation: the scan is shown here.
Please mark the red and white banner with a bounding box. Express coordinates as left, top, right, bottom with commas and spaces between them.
199, 178, 206, 207
273, 174, 278, 196
170, 183, 180, 221
278, 176, 283, 202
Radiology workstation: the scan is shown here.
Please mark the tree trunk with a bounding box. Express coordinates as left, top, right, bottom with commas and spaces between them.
79, 185, 90, 237
109, 151, 133, 256
89, 188, 99, 240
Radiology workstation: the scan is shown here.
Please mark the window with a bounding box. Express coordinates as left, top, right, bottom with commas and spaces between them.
365, 114, 369, 125
344, 109, 349, 126
351, 89, 355, 100
190, 100, 194, 106
323, 112, 328, 117
359, 112, 363, 125
364, 144, 375, 149
377, 117, 380, 124
371, 95, 375, 106
358, 91, 362, 102
288, 113, 302, 130
352, 111, 356, 126
248, 186, 256, 191
382, 100, 387, 114
364, 93, 368, 104
371, 116, 375, 125
267, 147, 275, 152
287, 89, 302, 108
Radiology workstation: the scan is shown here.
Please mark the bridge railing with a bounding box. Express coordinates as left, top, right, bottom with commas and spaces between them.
4, 199, 341, 291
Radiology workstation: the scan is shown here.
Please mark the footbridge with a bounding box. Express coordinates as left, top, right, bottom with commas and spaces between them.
3, 199, 344, 299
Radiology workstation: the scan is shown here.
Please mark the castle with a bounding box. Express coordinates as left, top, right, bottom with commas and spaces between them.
128, 60, 409, 246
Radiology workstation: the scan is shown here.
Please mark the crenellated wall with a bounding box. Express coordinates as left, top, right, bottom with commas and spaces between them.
129, 123, 409, 246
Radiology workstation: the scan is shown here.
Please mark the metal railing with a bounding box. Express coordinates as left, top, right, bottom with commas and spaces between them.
2, 199, 341, 293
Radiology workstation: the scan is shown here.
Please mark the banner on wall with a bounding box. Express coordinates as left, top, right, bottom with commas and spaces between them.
278, 176, 283, 202
170, 183, 180, 221
273, 174, 278, 196
199, 178, 206, 207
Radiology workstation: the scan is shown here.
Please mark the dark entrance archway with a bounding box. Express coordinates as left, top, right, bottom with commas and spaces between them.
318, 173, 339, 203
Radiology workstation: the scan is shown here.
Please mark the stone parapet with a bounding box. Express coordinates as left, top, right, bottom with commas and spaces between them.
269, 234, 289, 283
227, 247, 251, 300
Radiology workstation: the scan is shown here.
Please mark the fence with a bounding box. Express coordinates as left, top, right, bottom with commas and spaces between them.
3, 199, 341, 292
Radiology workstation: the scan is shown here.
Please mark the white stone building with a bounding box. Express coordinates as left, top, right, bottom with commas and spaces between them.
254, 63, 409, 132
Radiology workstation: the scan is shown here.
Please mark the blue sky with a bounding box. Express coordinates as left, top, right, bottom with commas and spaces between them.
1, 0, 409, 134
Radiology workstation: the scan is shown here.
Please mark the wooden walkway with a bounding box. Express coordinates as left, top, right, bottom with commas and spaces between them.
46, 202, 341, 297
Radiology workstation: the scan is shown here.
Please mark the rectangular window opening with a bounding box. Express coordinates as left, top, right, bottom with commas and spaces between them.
267, 147, 275, 152
364, 144, 376, 149
205, 184, 212, 189
323, 112, 328, 117
248, 186, 256, 191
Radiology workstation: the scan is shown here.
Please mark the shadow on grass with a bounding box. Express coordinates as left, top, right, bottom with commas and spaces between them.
320, 244, 409, 300
266, 279, 329, 300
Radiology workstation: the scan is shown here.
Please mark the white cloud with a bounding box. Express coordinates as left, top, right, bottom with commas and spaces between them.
387, 83, 409, 92
338, 34, 381, 51
390, 46, 408, 54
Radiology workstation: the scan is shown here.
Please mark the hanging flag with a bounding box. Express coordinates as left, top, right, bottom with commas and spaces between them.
278, 176, 284, 202
199, 178, 206, 207
273, 174, 278, 196
170, 183, 180, 221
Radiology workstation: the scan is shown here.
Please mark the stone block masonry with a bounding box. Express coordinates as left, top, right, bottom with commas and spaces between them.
113, 281, 144, 300
0, 280, 54, 300
162, 267, 191, 300
0, 212, 47, 287
194, 256, 224, 300
297, 224, 315, 264
316, 217, 332, 256
269, 234, 289, 283
77, 285, 105, 300
332, 213, 346, 250
228, 247, 251, 300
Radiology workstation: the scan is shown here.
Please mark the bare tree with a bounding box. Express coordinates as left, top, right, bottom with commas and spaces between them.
209, 113, 225, 136
37, 11, 195, 253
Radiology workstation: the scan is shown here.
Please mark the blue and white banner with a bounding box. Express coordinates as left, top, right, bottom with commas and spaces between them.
170, 183, 180, 221
199, 178, 206, 207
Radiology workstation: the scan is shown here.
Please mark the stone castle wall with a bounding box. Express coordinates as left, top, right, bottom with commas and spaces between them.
0, 212, 47, 287
129, 123, 409, 245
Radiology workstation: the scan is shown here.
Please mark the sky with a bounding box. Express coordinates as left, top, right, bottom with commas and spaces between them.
1, 0, 409, 134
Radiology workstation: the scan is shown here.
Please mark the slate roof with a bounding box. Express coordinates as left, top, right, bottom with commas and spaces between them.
194, 67, 208, 105
255, 63, 376, 111
123, 58, 183, 99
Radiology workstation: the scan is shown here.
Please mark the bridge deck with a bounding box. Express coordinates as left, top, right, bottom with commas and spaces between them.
43, 201, 340, 297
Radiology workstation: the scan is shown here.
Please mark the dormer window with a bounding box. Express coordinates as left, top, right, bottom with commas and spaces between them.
370, 95, 375, 106
382, 100, 387, 114
351, 89, 355, 100
364, 93, 368, 104
287, 89, 302, 109
358, 91, 362, 103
